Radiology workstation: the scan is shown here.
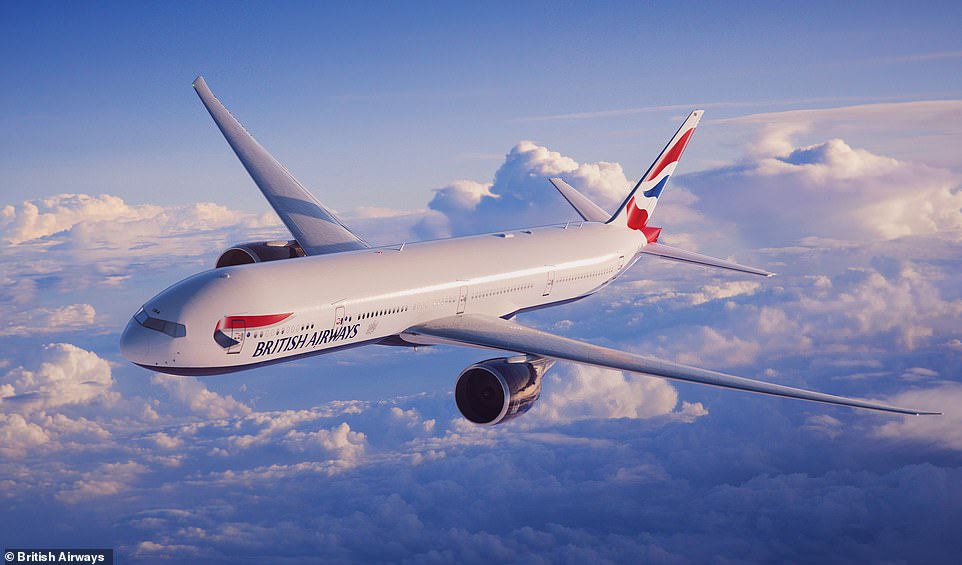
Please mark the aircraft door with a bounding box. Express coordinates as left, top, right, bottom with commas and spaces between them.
457, 284, 468, 314
543, 270, 555, 296
613, 255, 625, 279
334, 305, 346, 327
227, 319, 245, 354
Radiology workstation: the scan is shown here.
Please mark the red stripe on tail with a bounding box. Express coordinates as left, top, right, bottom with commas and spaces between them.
646, 128, 695, 181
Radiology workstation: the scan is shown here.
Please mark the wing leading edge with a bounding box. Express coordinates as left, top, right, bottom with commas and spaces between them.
193, 76, 369, 256
408, 314, 940, 416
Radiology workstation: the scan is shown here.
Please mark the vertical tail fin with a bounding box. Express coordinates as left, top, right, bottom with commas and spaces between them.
609, 110, 703, 230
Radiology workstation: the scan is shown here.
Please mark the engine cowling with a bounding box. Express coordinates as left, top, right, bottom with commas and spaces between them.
215, 240, 306, 268
455, 356, 554, 425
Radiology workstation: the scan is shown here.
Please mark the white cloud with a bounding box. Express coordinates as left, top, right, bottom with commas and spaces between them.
400, 118, 962, 269
413, 180, 494, 238
531, 365, 707, 423
803, 414, 843, 438
415, 141, 630, 238
0, 413, 51, 457
425, 180, 496, 215
0, 193, 284, 301
281, 422, 367, 466
712, 100, 962, 169
899, 367, 939, 382
797, 264, 962, 350
683, 136, 962, 245
0, 342, 116, 413
875, 384, 962, 449
0, 193, 275, 246
1, 193, 157, 245
0, 303, 95, 336
150, 375, 251, 420
690, 281, 761, 305
151, 432, 183, 449
671, 326, 762, 368
56, 461, 148, 504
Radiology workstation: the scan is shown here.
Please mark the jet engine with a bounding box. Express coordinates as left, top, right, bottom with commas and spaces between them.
455, 356, 554, 425
215, 240, 306, 268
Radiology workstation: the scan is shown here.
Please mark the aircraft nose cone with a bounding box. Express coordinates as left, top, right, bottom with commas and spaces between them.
120, 317, 153, 365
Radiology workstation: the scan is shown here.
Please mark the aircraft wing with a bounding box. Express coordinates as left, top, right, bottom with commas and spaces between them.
407, 314, 939, 416
193, 76, 370, 255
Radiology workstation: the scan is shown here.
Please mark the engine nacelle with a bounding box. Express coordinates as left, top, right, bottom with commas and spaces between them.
215, 240, 306, 268
455, 356, 554, 425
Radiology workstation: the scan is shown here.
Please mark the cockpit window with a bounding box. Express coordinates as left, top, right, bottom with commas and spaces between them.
135, 308, 187, 338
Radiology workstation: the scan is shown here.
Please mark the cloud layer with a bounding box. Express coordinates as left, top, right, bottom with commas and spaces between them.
2, 101, 961, 562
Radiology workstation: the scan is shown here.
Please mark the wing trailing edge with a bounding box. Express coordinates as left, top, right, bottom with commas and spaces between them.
408, 314, 940, 416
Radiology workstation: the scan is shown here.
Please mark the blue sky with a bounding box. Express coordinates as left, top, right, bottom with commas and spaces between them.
2, 2, 962, 563
4, 2, 961, 210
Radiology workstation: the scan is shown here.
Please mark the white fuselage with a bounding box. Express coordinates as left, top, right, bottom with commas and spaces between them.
120, 222, 644, 375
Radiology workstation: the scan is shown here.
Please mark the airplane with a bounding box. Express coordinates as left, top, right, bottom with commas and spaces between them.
119, 77, 940, 424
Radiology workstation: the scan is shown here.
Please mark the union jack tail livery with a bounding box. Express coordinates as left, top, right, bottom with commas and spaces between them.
609, 110, 703, 235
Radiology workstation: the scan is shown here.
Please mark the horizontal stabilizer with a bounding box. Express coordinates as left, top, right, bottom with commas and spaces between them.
548, 178, 610, 222
640, 243, 774, 277
193, 76, 370, 256
409, 314, 940, 416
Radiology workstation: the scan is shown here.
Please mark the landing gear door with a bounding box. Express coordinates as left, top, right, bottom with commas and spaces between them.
227, 319, 245, 354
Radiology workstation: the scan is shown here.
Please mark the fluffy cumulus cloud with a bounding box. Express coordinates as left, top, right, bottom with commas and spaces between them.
684, 128, 962, 247
0, 193, 277, 247
1, 193, 146, 245
0, 193, 285, 288
796, 262, 962, 350
0, 342, 116, 414
0, 343, 117, 457
531, 365, 707, 424
150, 374, 251, 420
715, 100, 962, 170
0, 413, 51, 457
415, 141, 631, 238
